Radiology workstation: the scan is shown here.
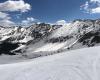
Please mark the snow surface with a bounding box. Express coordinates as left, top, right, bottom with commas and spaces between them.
33, 42, 67, 52
0, 46, 100, 80
0, 54, 27, 64
51, 23, 71, 38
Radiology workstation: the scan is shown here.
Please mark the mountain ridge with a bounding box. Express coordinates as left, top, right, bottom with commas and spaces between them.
0, 19, 100, 58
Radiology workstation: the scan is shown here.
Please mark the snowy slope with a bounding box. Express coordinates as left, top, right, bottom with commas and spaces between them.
0, 46, 100, 80
25, 19, 100, 55
0, 19, 100, 63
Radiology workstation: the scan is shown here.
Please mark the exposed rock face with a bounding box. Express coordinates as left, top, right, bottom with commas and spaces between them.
0, 23, 57, 55
45, 19, 100, 52
0, 19, 100, 55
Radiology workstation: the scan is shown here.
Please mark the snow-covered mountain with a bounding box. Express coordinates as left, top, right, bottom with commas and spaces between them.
0, 23, 59, 55
0, 19, 100, 80
0, 19, 100, 58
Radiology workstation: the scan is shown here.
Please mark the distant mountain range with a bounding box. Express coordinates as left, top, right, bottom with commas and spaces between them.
0, 19, 100, 58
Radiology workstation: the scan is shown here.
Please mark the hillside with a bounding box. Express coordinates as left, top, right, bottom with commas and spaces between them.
0, 19, 100, 63
0, 46, 100, 80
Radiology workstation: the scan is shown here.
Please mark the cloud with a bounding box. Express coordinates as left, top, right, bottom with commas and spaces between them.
0, 0, 31, 26
91, 0, 100, 2
0, 12, 10, 19
0, 12, 14, 26
0, 19, 15, 26
0, 0, 31, 12
56, 20, 67, 25
22, 17, 35, 25
81, 0, 100, 13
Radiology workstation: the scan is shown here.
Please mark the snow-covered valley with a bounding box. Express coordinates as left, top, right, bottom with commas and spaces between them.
0, 46, 100, 80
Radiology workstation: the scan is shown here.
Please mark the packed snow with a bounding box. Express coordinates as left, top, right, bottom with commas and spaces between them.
0, 46, 100, 80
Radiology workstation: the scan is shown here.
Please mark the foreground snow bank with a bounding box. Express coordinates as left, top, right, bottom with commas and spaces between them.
0, 46, 100, 80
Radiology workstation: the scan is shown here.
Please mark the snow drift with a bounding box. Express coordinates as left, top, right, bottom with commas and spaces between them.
0, 46, 100, 80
